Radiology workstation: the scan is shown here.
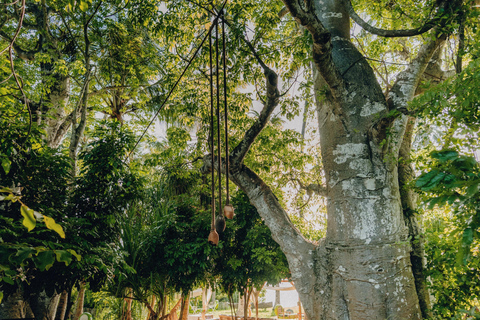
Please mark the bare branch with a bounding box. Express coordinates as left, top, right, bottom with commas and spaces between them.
230, 65, 280, 167
278, 6, 289, 19
293, 178, 326, 197
388, 36, 445, 114
344, 0, 440, 38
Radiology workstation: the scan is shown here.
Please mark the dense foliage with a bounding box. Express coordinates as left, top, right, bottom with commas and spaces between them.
1, 0, 479, 318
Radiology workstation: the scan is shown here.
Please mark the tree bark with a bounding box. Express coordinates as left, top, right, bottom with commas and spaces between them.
201, 286, 213, 320
123, 288, 133, 320
252, 287, 261, 320
28, 288, 61, 320
398, 118, 432, 319
274, 285, 281, 307
180, 294, 190, 320
55, 290, 69, 320
72, 282, 86, 320
0, 289, 30, 319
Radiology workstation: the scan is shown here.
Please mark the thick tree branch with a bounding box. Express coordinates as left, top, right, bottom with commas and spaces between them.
50, 110, 73, 147
278, 6, 289, 19
201, 155, 318, 279
223, 30, 280, 167
230, 66, 279, 167
344, 0, 442, 38
387, 35, 446, 113
281, 0, 344, 97
385, 0, 462, 112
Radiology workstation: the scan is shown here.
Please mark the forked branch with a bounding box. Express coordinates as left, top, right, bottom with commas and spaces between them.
388, 0, 464, 112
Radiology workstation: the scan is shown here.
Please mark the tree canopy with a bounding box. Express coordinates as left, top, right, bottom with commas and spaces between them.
1, 0, 480, 319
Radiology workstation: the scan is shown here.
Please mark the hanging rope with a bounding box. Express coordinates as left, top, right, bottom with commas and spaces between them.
125, 0, 229, 161
216, 19, 222, 214
208, 16, 219, 245
222, 11, 230, 206
221, 11, 234, 220
215, 18, 226, 234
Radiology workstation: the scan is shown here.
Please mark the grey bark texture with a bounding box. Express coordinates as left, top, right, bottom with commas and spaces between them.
203, 0, 461, 319
28, 289, 61, 320
0, 289, 33, 319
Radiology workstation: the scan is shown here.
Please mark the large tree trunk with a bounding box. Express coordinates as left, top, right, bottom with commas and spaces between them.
44, 71, 70, 148
202, 0, 457, 317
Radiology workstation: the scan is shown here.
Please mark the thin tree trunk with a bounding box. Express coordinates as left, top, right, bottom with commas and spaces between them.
55, 290, 68, 320
124, 288, 133, 320
28, 288, 61, 320
252, 287, 261, 320
243, 289, 252, 320
399, 117, 432, 319
72, 282, 86, 320
237, 293, 244, 317
179, 294, 190, 320
147, 295, 157, 320
162, 295, 167, 317
201, 286, 213, 320
274, 285, 280, 307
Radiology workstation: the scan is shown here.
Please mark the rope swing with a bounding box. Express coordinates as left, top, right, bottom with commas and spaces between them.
208, 10, 234, 246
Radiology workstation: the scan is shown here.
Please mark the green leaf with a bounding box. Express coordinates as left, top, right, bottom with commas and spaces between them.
3, 193, 14, 201
67, 249, 82, 261
0, 291, 3, 303
54, 250, 73, 266
431, 150, 459, 162
9, 247, 35, 265
462, 227, 474, 247
1, 157, 11, 174
422, 172, 447, 191
2, 276, 14, 285
416, 170, 448, 190
20, 205, 36, 231
465, 182, 479, 198
456, 228, 474, 266
416, 170, 439, 188
34, 251, 55, 271
79, 1, 88, 11
428, 196, 448, 209
43, 215, 65, 238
